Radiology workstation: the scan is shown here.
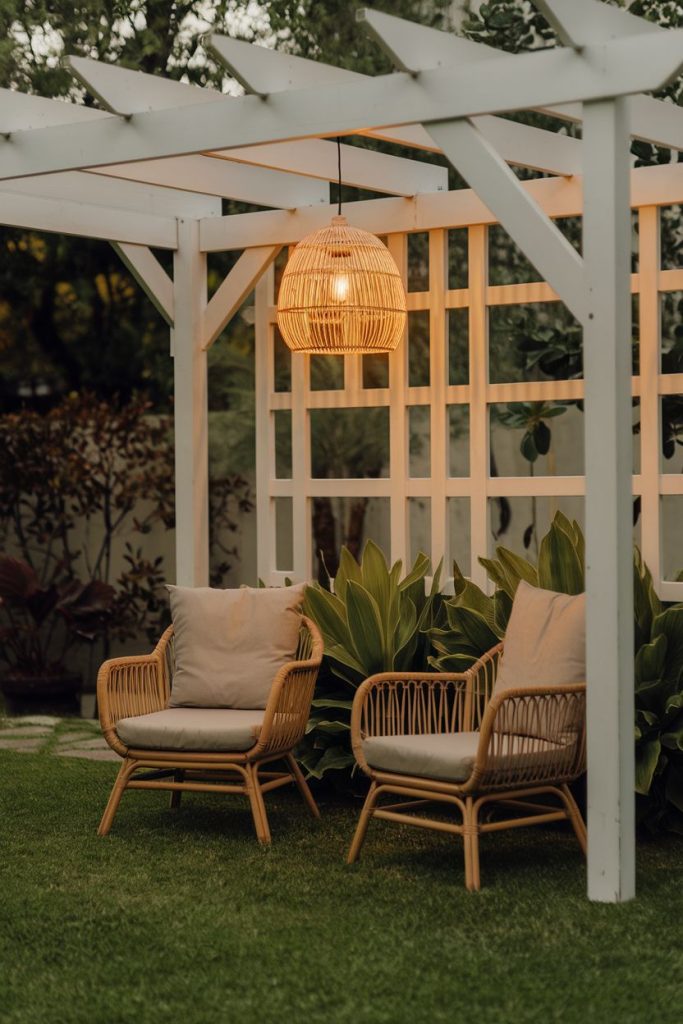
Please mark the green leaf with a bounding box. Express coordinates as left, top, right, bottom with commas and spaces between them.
398, 551, 431, 592
665, 764, 683, 813
497, 546, 539, 590
305, 719, 350, 735
345, 581, 386, 674
635, 634, 667, 687
478, 557, 515, 598
652, 608, 683, 689
303, 585, 350, 648
520, 430, 538, 463
359, 539, 392, 620
333, 546, 362, 604
537, 522, 584, 594
305, 745, 356, 779
635, 739, 661, 795
447, 606, 499, 659
534, 420, 551, 455
310, 697, 354, 710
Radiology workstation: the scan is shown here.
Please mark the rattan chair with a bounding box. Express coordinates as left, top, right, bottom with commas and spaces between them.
348, 644, 587, 890
97, 616, 323, 843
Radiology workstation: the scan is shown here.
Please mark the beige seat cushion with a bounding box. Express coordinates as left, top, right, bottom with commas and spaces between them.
494, 581, 585, 739
362, 731, 570, 784
116, 708, 264, 752
167, 583, 306, 709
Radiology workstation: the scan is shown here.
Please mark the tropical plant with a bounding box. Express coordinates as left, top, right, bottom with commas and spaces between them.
301, 540, 444, 780
428, 511, 683, 833
0, 555, 114, 691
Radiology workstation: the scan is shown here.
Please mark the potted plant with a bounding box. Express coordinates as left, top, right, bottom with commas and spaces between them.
0, 555, 114, 714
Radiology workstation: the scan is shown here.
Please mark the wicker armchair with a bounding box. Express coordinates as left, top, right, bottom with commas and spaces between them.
97, 616, 323, 843
348, 644, 587, 890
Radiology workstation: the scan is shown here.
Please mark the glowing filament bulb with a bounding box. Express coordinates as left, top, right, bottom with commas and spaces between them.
331, 272, 349, 303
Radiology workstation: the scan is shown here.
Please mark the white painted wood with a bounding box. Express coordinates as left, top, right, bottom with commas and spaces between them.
473, 115, 581, 177
4, 35, 682, 180
211, 140, 448, 197
203, 245, 281, 350
429, 118, 586, 323
91, 156, 327, 210
357, 7, 501, 72
0, 87, 108, 131
638, 206, 662, 587
468, 225, 490, 588
200, 163, 683, 251
255, 270, 276, 584
0, 190, 177, 247
388, 234, 409, 568
429, 230, 448, 569
628, 95, 683, 154
172, 219, 209, 586
112, 243, 174, 326
534, 0, 662, 49
1, 168, 219, 219
66, 55, 221, 115
582, 98, 635, 903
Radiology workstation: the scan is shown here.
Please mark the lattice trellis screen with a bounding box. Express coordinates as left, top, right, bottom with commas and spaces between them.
255, 206, 683, 599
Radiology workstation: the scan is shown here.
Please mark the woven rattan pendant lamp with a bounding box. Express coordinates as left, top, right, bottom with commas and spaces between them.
276, 139, 407, 354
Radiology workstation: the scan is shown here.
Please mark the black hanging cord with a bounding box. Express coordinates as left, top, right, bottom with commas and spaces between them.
336, 136, 342, 216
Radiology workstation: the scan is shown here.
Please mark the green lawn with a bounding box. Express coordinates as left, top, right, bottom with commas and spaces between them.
1, 750, 681, 1024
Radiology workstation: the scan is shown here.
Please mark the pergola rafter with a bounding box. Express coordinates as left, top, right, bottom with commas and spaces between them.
1, 0, 682, 905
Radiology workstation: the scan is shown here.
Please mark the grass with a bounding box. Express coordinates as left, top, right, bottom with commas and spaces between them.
1, 750, 682, 1024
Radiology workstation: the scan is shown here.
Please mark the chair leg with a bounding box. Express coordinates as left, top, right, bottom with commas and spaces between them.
286, 753, 320, 819
246, 764, 271, 845
98, 758, 136, 836
169, 769, 185, 809
347, 782, 379, 864
463, 796, 482, 892
560, 784, 587, 857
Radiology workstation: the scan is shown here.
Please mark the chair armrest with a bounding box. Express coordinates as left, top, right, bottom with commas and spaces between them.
469, 683, 587, 790
254, 617, 324, 756
97, 626, 173, 755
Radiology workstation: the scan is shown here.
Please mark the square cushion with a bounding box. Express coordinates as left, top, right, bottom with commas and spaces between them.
494, 581, 585, 738
167, 583, 306, 709
116, 708, 264, 752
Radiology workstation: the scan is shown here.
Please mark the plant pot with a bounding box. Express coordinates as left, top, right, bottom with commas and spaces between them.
0, 673, 81, 717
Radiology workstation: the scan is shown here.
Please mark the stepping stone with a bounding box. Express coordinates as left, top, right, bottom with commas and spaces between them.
57, 737, 109, 750
57, 730, 100, 743
0, 726, 52, 737
9, 716, 60, 727
58, 748, 119, 762
0, 738, 43, 751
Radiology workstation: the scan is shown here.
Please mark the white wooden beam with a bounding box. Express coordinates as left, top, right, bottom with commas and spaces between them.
1, 169, 220, 219
212, 29, 580, 177
533, 0, 662, 48
0, 190, 177, 247
357, 7, 501, 72
112, 242, 174, 326
428, 118, 586, 323
0, 87, 108, 132
90, 156, 328, 210
628, 95, 683, 153
66, 55, 219, 115
210, 140, 448, 196
202, 245, 281, 350
4, 34, 682, 180
199, 162, 683, 251
172, 219, 209, 587
583, 97, 635, 903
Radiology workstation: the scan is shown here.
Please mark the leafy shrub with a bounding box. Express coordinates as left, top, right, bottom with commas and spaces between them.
301, 541, 444, 781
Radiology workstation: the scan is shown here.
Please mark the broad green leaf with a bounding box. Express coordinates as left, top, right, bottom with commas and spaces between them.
497, 546, 539, 589
305, 745, 356, 779
303, 585, 350, 648
447, 606, 500, 658
310, 697, 354, 710
360, 538, 392, 618
398, 551, 431, 592
635, 634, 667, 686
538, 522, 584, 594
333, 546, 362, 603
305, 719, 350, 734
652, 608, 683, 689
478, 557, 515, 598
665, 764, 683, 813
345, 581, 386, 674
635, 739, 661, 795
493, 589, 513, 636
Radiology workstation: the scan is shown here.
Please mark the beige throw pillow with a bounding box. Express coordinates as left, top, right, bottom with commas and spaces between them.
167, 583, 306, 710
494, 581, 586, 738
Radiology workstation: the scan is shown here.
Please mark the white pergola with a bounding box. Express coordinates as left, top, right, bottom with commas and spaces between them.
2, 0, 683, 902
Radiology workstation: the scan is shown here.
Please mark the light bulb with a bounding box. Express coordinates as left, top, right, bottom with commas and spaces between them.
331, 272, 349, 303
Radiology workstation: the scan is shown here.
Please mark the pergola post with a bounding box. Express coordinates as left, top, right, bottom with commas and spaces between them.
582, 97, 636, 902
172, 218, 210, 586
